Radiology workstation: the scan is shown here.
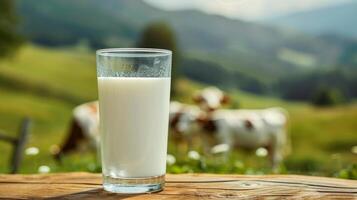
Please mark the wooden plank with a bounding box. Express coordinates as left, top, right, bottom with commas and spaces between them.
0, 173, 356, 199
0, 133, 17, 143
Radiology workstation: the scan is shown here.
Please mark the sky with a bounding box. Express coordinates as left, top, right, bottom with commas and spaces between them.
144, 0, 353, 21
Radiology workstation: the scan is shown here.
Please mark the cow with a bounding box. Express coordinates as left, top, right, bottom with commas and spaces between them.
193, 87, 229, 112
169, 101, 203, 153
54, 100, 203, 160
170, 101, 202, 134
55, 87, 226, 160
54, 101, 99, 161
198, 107, 290, 168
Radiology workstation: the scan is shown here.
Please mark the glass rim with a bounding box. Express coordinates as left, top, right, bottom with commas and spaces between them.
96, 48, 172, 57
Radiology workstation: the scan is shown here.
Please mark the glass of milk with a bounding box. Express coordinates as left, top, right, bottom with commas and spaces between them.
96, 48, 171, 193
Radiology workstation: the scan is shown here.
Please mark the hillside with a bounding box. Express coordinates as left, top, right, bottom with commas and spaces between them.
0, 45, 356, 176
0, 45, 96, 173
15, 0, 357, 84
0, 45, 97, 103
268, 2, 357, 39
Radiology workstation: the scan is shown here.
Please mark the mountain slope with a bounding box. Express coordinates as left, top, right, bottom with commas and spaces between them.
268, 2, 357, 39
16, 0, 356, 84
16, 0, 138, 47
86, 0, 344, 72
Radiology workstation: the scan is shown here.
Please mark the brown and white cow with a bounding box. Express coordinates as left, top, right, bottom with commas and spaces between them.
198, 107, 290, 168
169, 101, 203, 153
193, 87, 229, 112
54, 101, 99, 161
169, 101, 202, 135
55, 100, 202, 160
55, 87, 226, 159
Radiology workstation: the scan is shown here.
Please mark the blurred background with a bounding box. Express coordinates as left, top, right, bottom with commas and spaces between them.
0, 0, 356, 178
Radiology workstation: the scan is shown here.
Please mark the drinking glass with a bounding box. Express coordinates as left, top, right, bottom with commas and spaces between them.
96, 48, 172, 193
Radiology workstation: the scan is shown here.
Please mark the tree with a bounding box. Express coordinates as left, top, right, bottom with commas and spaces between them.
137, 22, 180, 93
0, 0, 23, 57
311, 86, 345, 107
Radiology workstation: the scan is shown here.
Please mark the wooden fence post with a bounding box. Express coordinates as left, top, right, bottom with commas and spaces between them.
10, 118, 31, 174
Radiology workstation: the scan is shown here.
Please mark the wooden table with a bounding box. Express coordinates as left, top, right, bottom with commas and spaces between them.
0, 173, 356, 199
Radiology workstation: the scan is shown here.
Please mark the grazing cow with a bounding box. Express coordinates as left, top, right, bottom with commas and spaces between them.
170, 101, 201, 134
198, 107, 289, 168
193, 87, 229, 112
55, 100, 202, 159
169, 101, 203, 153
54, 101, 99, 161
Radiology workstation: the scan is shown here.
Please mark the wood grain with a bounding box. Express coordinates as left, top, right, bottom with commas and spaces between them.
0, 173, 356, 199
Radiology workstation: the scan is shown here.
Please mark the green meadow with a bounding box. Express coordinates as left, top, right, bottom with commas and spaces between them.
0, 45, 356, 178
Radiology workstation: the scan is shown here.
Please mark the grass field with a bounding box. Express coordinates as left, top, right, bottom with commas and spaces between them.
0, 45, 356, 178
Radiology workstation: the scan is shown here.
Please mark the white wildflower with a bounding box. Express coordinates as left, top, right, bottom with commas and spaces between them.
166, 154, 176, 165
211, 144, 230, 154
188, 150, 200, 160
38, 165, 51, 174
25, 147, 39, 156
255, 147, 268, 157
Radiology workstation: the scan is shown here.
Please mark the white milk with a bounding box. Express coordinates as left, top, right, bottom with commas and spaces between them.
98, 77, 171, 178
